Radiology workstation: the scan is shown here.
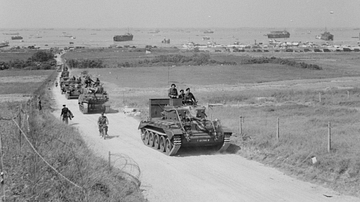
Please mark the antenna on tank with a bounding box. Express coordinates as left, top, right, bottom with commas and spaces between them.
167, 66, 170, 86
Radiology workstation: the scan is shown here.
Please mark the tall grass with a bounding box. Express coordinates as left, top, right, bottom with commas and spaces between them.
207, 89, 360, 196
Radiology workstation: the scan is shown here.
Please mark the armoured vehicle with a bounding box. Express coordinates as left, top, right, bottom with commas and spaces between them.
78, 86, 110, 114
138, 98, 232, 156
60, 77, 70, 93
64, 80, 82, 99
60, 70, 69, 78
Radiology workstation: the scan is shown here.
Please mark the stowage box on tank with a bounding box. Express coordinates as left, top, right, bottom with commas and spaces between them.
138, 98, 232, 156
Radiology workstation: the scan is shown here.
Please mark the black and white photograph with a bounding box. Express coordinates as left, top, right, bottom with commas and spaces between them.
0, 0, 360, 201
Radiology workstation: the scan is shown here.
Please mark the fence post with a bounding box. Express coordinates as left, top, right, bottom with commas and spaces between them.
0, 132, 5, 201
347, 91, 350, 99
318, 92, 322, 102
239, 116, 242, 135
328, 122, 331, 152
276, 117, 280, 140
18, 106, 22, 152
108, 151, 111, 171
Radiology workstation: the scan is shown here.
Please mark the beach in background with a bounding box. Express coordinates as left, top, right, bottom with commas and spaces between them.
1, 27, 359, 49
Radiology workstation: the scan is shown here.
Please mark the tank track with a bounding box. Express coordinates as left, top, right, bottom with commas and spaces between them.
141, 128, 182, 156
218, 133, 231, 153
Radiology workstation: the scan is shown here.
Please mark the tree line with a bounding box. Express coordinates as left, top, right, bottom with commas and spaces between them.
241, 56, 322, 70
0, 51, 56, 70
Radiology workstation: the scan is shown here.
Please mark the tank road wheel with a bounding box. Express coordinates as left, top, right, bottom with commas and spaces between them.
153, 134, 160, 150
165, 138, 173, 155
141, 129, 146, 143
148, 132, 154, 147
159, 136, 166, 152
144, 130, 150, 145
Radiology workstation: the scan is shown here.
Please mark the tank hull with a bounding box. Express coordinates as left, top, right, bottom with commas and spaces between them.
138, 98, 232, 156
139, 121, 231, 156
78, 93, 110, 114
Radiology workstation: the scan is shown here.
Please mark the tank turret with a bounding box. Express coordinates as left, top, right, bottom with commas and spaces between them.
78, 86, 110, 114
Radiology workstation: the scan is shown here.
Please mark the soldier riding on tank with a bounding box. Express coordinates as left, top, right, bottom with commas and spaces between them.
184, 88, 197, 105
168, 84, 178, 99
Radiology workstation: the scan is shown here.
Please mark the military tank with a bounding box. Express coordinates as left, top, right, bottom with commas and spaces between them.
138, 98, 232, 156
64, 80, 82, 99
78, 85, 110, 114
60, 77, 70, 94
60, 70, 69, 78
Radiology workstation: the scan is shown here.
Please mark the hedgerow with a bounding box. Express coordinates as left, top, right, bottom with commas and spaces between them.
241, 56, 322, 70
0, 51, 56, 70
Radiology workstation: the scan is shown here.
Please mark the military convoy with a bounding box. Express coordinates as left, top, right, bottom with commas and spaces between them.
138, 98, 232, 156
58, 66, 232, 156
58, 66, 110, 114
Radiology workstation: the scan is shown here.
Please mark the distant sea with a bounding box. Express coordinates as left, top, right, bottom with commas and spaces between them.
0, 27, 359, 49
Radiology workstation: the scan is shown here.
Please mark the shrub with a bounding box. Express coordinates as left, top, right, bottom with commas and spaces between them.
0, 51, 56, 70
241, 56, 322, 70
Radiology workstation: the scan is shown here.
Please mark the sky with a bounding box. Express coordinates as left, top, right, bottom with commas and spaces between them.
0, 0, 359, 29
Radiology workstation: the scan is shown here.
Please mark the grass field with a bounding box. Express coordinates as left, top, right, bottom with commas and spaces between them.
64, 47, 180, 67
0, 70, 53, 96
0, 50, 37, 62
66, 49, 360, 196
70, 64, 344, 88
229, 52, 360, 75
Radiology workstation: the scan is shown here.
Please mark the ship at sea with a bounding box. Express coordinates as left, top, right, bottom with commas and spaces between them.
204, 29, 214, 34
11, 36, 23, 40
266, 30, 290, 38
113, 32, 133, 42
0, 41, 9, 48
316, 31, 334, 41
3, 32, 19, 35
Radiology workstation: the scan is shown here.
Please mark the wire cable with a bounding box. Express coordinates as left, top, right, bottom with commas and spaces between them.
11, 119, 84, 190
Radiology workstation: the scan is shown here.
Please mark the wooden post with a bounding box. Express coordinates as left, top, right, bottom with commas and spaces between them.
108, 151, 111, 171
239, 116, 242, 135
347, 91, 350, 99
18, 106, 22, 151
241, 116, 243, 135
276, 117, 280, 140
0, 132, 5, 201
328, 122, 331, 152
318, 92, 322, 102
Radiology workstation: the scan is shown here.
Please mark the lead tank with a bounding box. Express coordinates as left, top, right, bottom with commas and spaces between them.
78, 86, 110, 114
138, 98, 232, 156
